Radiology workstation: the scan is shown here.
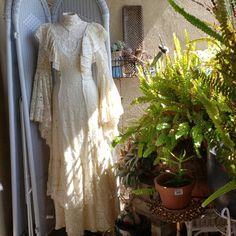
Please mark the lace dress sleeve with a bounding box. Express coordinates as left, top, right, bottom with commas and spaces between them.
30, 24, 52, 146
92, 24, 124, 142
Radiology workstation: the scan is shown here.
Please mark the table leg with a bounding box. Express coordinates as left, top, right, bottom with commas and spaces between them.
151, 224, 161, 236
176, 222, 181, 236
185, 221, 192, 236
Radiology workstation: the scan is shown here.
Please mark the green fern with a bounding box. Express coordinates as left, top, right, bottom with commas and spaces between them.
168, 0, 224, 42
168, 0, 236, 101
113, 34, 214, 162
195, 84, 235, 149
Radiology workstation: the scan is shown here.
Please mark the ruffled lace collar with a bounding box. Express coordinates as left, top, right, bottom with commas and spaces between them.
60, 12, 82, 31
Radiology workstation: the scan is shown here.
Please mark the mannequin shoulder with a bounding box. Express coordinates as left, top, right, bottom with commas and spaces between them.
35, 23, 53, 42
36, 23, 52, 33
87, 22, 107, 42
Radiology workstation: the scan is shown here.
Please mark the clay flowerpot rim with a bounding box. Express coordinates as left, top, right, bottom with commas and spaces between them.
154, 172, 195, 189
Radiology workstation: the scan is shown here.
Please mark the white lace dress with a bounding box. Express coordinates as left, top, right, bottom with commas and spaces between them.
30, 17, 123, 236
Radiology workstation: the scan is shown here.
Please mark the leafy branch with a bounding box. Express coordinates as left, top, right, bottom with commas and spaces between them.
168, 0, 224, 42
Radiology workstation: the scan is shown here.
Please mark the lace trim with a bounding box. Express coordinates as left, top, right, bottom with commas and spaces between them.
30, 33, 52, 146
95, 46, 123, 142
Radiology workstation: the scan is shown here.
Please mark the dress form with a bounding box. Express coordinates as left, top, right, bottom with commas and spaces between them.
60, 12, 82, 30
30, 13, 123, 236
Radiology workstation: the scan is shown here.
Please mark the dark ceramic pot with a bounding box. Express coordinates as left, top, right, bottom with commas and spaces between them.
207, 149, 236, 219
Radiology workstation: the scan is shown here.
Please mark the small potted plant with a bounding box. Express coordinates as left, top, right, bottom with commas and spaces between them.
154, 151, 194, 210
111, 40, 126, 78
111, 40, 126, 59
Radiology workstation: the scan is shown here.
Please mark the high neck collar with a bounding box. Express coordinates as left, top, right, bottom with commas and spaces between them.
60, 12, 82, 30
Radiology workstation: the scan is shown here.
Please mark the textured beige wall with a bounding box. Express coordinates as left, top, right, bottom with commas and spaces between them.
115, 77, 148, 131
107, 0, 214, 56
109, 0, 214, 129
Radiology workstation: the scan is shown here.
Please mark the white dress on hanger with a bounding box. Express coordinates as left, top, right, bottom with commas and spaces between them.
30, 13, 123, 236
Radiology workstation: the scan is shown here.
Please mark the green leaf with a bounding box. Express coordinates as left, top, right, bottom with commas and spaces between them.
191, 125, 203, 148
138, 143, 144, 158
189, 38, 221, 48
156, 122, 171, 131
173, 33, 182, 59
167, 0, 224, 43
132, 187, 156, 195
153, 156, 161, 166
175, 122, 190, 140
197, 88, 235, 149
143, 145, 156, 158
202, 180, 236, 207
111, 136, 123, 147
156, 133, 169, 146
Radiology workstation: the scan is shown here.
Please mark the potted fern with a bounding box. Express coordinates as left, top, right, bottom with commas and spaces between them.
168, 0, 236, 217
113, 33, 221, 205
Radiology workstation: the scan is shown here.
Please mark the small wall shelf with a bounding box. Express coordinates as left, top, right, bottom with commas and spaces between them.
112, 57, 138, 78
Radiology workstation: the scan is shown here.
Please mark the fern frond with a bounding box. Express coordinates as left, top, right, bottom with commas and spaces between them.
189, 38, 222, 48
168, 0, 224, 42
196, 86, 235, 149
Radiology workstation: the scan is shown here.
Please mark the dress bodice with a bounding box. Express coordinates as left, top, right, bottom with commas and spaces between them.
51, 21, 88, 57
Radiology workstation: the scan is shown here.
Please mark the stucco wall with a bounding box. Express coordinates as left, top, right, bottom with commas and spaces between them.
108, 0, 214, 129
107, 0, 214, 55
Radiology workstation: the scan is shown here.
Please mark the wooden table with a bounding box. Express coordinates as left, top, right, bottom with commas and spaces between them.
132, 195, 205, 236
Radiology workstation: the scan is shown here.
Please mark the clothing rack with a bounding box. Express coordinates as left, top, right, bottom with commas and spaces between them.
2, 1, 111, 235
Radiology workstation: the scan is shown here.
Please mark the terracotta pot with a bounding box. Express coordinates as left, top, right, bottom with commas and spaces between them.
154, 172, 194, 210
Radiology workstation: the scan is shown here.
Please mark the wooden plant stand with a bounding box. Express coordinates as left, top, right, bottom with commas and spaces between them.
149, 199, 205, 236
